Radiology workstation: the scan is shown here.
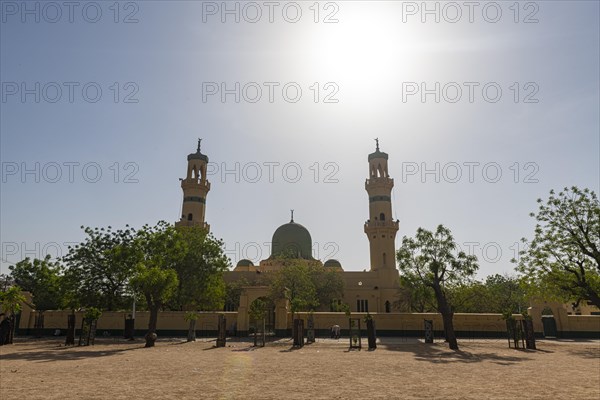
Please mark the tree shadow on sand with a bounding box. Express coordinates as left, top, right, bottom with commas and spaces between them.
0, 345, 136, 363
377, 339, 534, 365
566, 348, 600, 360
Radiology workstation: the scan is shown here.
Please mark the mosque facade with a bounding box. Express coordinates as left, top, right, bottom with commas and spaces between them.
175, 140, 401, 334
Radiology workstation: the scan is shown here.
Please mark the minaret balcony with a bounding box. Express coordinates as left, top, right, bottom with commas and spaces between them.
364, 220, 399, 231
176, 220, 210, 231
365, 177, 394, 190
181, 179, 211, 191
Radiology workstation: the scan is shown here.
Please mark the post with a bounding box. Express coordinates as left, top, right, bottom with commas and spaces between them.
124, 315, 135, 340
293, 319, 304, 347
216, 314, 226, 347
366, 318, 377, 350
65, 313, 76, 346
306, 314, 315, 344
424, 320, 434, 344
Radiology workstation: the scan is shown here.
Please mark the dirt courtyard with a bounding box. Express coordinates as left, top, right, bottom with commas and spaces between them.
1, 336, 599, 399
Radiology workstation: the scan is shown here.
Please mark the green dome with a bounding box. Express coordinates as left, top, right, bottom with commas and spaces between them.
236, 259, 254, 267
271, 221, 313, 260
324, 259, 342, 269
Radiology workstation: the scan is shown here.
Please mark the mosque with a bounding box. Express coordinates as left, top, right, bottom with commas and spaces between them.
175, 139, 401, 333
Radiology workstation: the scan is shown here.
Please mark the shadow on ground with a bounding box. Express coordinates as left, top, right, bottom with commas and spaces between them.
0, 345, 136, 363
377, 338, 534, 365
566, 348, 600, 359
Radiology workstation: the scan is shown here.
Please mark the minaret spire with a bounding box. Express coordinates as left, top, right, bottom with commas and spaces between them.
290, 209, 294, 222
176, 140, 211, 231
364, 141, 398, 273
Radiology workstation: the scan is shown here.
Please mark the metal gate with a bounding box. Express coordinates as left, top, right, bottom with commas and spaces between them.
541, 316, 557, 337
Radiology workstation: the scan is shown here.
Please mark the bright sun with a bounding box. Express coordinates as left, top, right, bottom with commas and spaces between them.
303, 4, 427, 104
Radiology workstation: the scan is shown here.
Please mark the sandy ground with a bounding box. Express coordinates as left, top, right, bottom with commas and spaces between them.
1, 336, 599, 400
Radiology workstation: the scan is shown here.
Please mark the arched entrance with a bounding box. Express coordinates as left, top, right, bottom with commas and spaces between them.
249, 297, 276, 335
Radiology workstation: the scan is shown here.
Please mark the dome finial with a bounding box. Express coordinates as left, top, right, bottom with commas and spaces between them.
197, 138, 202, 153
290, 209, 294, 222
375, 137, 379, 151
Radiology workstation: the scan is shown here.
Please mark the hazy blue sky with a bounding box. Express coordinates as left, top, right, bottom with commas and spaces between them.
1, 1, 599, 278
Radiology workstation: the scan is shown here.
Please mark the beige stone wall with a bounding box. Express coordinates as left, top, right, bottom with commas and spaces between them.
293, 312, 512, 334
566, 315, 600, 332
19, 309, 238, 334
18, 308, 599, 337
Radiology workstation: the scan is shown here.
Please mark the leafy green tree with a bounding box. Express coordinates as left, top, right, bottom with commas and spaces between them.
311, 264, 345, 310
132, 221, 184, 347
397, 273, 528, 314
269, 263, 317, 320
0, 286, 27, 344
482, 274, 527, 314
130, 265, 178, 347
130, 222, 230, 347
269, 261, 344, 337
0, 274, 14, 292
9, 256, 63, 311
170, 226, 229, 311
446, 282, 488, 313
63, 225, 138, 310
249, 297, 268, 322
516, 187, 600, 308
395, 274, 437, 312
397, 225, 478, 350
268, 262, 345, 314
224, 278, 249, 311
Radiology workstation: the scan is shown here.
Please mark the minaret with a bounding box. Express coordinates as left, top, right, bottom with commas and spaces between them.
364, 139, 399, 273
176, 139, 211, 230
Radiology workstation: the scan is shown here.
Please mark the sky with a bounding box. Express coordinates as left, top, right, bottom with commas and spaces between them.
1, 1, 599, 279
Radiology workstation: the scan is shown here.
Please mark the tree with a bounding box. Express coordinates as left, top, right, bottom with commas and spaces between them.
311, 265, 345, 309
224, 278, 249, 311
516, 187, 600, 308
0, 274, 14, 292
395, 273, 437, 313
0, 286, 27, 344
170, 226, 229, 311
397, 225, 478, 350
131, 222, 182, 347
396, 273, 528, 314
445, 274, 527, 314
269, 261, 344, 337
9, 256, 63, 311
63, 225, 138, 310
130, 222, 230, 347
269, 263, 317, 322
130, 265, 178, 347
482, 274, 527, 314
446, 281, 489, 313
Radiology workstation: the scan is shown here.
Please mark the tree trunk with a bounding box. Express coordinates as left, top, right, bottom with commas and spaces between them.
145, 305, 159, 348
7, 315, 16, 344
187, 319, 196, 342
584, 285, 600, 309
433, 284, 459, 350
291, 310, 295, 339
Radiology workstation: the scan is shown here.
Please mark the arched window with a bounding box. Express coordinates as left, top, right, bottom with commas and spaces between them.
379, 213, 385, 221
187, 213, 193, 221
385, 301, 391, 313
383, 252, 387, 265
